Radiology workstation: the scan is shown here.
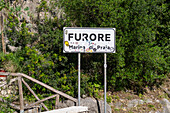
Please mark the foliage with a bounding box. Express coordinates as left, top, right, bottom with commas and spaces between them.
1, 0, 96, 99
0, 52, 21, 72
0, 0, 6, 11
0, 0, 169, 104
60, 0, 169, 92
0, 97, 16, 113
106, 96, 112, 103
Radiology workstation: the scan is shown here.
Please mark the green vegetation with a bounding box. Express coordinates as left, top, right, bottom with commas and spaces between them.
107, 96, 112, 103
0, 97, 16, 113
0, 0, 169, 111
59, 0, 169, 92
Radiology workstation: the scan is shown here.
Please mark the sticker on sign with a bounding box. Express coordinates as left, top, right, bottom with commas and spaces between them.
63, 27, 116, 53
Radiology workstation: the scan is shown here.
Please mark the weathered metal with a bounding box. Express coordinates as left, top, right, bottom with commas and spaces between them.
0, 72, 78, 112
25, 94, 58, 109
55, 95, 59, 109
22, 79, 49, 111
0, 11, 6, 54
78, 53, 81, 106
18, 76, 24, 113
104, 53, 107, 113
21, 73, 77, 102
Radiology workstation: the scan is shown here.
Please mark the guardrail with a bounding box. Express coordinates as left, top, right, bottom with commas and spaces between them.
0, 72, 77, 113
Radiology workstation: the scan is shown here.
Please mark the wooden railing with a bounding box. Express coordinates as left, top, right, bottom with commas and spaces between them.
0, 72, 77, 113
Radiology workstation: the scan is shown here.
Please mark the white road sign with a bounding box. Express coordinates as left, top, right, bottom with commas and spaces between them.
63, 27, 116, 53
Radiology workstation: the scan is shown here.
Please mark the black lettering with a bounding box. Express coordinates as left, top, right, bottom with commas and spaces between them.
83, 33, 88, 41
89, 46, 93, 49
93, 48, 97, 51
97, 45, 100, 49
89, 33, 96, 41
75, 33, 81, 41
98, 34, 104, 41
68, 33, 73, 41
69, 45, 73, 49
105, 34, 111, 41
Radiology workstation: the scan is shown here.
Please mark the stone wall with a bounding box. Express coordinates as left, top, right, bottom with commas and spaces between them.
1, 0, 64, 52
0, 77, 18, 98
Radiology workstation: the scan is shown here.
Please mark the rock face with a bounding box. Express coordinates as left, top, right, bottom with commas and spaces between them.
0, 77, 18, 97
24, 108, 39, 113
80, 97, 98, 113
114, 98, 170, 113
160, 98, 170, 113
1, 0, 65, 52
97, 99, 112, 113
57, 97, 112, 113
127, 99, 144, 108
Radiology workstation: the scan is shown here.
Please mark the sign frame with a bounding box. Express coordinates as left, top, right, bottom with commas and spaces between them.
63, 27, 116, 53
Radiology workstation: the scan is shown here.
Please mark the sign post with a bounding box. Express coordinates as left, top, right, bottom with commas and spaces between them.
78, 53, 81, 106
63, 27, 116, 112
104, 53, 107, 113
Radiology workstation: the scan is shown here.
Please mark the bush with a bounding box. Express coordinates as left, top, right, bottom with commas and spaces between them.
0, 97, 16, 113
0, 0, 169, 101
0, 52, 21, 72
59, 0, 169, 92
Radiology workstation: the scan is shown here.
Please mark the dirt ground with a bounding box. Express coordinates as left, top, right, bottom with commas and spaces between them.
106, 76, 170, 113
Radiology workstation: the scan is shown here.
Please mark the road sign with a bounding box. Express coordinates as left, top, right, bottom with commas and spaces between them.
63, 27, 116, 113
63, 27, 116, 53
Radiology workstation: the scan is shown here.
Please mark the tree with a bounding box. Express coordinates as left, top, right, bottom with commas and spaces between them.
59, 0, 169, 92
0, 0, 169, 97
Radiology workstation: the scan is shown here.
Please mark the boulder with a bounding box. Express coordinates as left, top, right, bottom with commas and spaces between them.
57, 97, 112, 113
160, 98, 170, 113
80, 97, 98, 113
64, 100, 75, 107
127, 99, 143, 108
98, 99, 112, 113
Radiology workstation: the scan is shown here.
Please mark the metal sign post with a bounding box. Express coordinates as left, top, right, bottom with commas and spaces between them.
78, 53, 81, 106
63, 27, 116, 111
104, 53, 107, 113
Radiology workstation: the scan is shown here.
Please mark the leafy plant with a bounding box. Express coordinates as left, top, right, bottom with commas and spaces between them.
0, 97, 16, 113
107, 96, 112, 103
0, 0, 169, 107
0, 52, 21, 72
59, 0, 169, 93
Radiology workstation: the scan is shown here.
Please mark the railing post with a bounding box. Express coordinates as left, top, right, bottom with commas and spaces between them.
18, 76, 24, 113
22, 79, 49, 111
55, 95, 59, 109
